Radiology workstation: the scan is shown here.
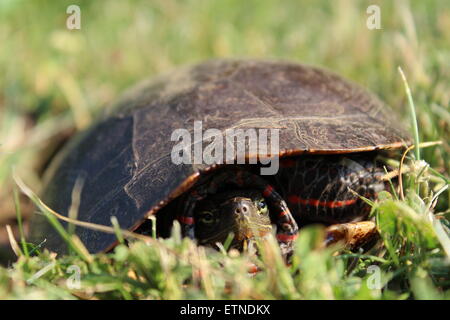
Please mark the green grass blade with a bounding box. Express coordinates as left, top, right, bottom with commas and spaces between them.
398, 67, 421, 161
13, 186, 29, 257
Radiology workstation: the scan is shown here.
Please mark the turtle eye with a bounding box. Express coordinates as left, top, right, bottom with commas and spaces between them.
199, 211, 215, 224
257, 199, 268, 215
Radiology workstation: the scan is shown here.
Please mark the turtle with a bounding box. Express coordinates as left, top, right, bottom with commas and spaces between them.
29, 59, 411, 257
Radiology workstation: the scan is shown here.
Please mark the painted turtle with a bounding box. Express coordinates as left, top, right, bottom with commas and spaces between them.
30, 59, 410, 256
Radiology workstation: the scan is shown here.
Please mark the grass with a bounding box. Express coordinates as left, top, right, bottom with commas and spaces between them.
0, 0, 449, 299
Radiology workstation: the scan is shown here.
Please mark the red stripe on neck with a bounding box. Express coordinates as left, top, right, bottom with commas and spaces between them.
178, 216, 194, 225
276, 233, 298, 242
262, 185, 274, 197
288, 195, 357, 208
278, 211, 288, 217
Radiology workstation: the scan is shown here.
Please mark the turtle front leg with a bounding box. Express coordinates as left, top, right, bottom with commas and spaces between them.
324, 221, 377, 250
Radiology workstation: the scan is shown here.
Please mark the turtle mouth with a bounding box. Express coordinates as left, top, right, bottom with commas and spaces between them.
234, 213, 272, 241
194, 190, 272, 250
223, 196, 271, 240
205, 197, 272, 248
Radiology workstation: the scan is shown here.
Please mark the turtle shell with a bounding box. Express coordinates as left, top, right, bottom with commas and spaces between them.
30, 59, 411, 254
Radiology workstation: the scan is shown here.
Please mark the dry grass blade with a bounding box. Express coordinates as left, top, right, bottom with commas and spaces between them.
381, 141, 441, 182
68, 176, 85, 237
13, 171, 152, 244
6, 224, 22, 257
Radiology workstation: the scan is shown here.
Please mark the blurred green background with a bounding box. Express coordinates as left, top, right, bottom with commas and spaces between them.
0, 0, 449, 255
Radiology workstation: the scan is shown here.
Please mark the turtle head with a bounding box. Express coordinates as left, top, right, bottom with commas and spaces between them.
193, 189, 272, 249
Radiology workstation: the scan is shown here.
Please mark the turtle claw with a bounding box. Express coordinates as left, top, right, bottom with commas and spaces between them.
324, 221, 378, 249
